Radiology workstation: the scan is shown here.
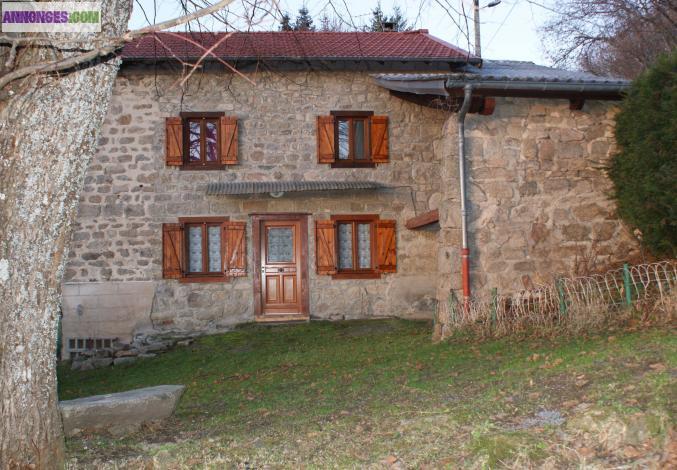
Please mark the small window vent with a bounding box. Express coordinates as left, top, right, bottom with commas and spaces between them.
67, 337, 116, 352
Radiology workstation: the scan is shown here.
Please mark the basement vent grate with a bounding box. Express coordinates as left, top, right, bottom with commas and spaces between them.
67, 337, 116, 351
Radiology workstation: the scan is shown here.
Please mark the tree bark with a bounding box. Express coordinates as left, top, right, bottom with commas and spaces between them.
0, 1, 132, 467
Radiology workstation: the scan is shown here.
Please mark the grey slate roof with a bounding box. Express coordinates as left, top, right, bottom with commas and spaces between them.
373, 60, 630, 95
206, 180, 386, 196
451, 60, 628, 84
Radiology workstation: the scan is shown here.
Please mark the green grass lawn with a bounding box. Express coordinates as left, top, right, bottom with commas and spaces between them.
58, 319, 676, 468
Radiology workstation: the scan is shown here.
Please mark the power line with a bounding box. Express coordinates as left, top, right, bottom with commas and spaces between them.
484, 0, 517, 49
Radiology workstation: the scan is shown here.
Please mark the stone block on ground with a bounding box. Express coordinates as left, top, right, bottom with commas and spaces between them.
113, 356, 137, 366
60, 385, 186, 437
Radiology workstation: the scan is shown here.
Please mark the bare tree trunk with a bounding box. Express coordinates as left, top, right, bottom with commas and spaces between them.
0, 1, 131, 467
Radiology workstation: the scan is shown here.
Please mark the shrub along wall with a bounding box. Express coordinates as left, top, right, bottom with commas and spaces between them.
610, 52, 677, 258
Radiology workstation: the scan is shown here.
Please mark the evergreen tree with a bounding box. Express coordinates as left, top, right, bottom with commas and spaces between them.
370, 4, 386, 31
389, 6, 409, 32
610, 52, 677, 257
279, 12, 293, 31
369, 3, 410, 32
294, 6, 315, 31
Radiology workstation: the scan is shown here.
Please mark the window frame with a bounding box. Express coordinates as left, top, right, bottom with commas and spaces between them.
180, 112, 225, 170
331, 214, 380, 279
179, 216, 228, 283
331, 111, 375, 168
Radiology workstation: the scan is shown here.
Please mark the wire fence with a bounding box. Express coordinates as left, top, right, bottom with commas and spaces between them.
437, 261, 677, 338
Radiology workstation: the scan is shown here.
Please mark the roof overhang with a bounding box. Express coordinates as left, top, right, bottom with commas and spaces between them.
444, 79, 629, 100
120, 58, 473, 73
373, 65, 631, 109
206, 180, 387, 196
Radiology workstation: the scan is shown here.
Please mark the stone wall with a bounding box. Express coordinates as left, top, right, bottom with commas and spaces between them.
64, 69, 448, 335
65, 68, 639, 340
436, 97, 639, 304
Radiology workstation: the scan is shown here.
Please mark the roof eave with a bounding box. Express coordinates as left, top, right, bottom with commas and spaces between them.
121, 56, 480, 64
445, 79, 630, 100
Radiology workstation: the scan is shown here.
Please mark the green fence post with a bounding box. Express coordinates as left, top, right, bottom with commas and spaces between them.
490, 288, 498, 326
557, 278, 567, 316
623, 263, 633, 306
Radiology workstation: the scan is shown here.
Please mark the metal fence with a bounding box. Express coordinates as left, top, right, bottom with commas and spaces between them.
437, 261, 677, 337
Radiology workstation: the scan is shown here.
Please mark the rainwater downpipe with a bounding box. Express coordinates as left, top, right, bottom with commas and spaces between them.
457, 84, 473, 302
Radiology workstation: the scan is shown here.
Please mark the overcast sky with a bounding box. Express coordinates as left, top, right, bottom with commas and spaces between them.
129, 0, 554, 65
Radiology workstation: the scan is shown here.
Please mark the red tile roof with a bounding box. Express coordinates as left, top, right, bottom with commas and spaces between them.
121, 31, 476, 62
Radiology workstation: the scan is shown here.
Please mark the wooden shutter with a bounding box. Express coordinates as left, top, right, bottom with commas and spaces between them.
223, 221, 246, 277
375, 220, 396, 273
317, 115, 336, 164
370, 115, 389, 163
162, 223, 184, 278
165, 117, 183, 166
220, 116, 238, 165
315, 220, 337, 275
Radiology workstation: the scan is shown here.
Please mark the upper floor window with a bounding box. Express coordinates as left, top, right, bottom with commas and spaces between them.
317, 112, 389, 167
186, 115, 220, 166
165, 113, 238, 169
335, 111, 371, 166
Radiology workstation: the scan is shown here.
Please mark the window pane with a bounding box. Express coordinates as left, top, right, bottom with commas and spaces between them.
205, 120, 218, 162
187, 226, 203, 272
267, 227, 293, 263
357, 223, 371, 268
338, 223, 353, 269
338, 119, 349, 160
353, 120, 365, 159
189, 121, 201, 162
207, 225, 221, 272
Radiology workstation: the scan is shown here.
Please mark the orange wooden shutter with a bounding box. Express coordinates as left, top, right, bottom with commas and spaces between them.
317, 115, 336, 163
315, 220, 337, 274
370, 115, 389, 163
165, 117, 183, 166
223, 221, 246, 277
220, 116, 238, 165
162, 223, 184, 278
375, 220, 396, 273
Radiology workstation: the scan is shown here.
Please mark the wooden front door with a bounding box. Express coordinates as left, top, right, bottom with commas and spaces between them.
253, 214, 309, 321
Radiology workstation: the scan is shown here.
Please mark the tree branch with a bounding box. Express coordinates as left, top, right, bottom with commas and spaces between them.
0, 0, 236, 91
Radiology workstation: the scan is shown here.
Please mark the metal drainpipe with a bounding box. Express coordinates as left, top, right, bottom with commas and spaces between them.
457, 84, 474, 302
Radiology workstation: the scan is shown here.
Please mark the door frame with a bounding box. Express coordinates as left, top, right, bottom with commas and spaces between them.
251, 213, 310, 322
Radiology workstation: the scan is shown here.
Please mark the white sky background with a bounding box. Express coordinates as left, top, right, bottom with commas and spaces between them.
129, 0, 555, 65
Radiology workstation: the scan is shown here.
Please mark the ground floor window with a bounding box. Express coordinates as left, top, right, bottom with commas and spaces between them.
185, 220, 224, 275
315, 215, 397, 279
334, 215, 377, 273
162, 217, 247, 282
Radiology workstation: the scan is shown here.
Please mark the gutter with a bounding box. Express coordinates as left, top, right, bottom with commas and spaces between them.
457, 84, 473, 302
445, 78, 630, 95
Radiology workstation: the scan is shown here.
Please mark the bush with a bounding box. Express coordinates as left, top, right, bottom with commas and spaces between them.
610, 52, 677, 258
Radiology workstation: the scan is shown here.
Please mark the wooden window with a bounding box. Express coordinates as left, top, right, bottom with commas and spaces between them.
165, 113, 238, 169
186, 116, 220, 166
315, 215, 397, 279
162, 217, 247, 283
316, 112, 390, 167
183, 217, 227, 278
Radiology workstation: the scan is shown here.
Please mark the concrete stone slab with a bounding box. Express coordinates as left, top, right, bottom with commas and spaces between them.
61, 281, 155, 358
60, 385, 185, 437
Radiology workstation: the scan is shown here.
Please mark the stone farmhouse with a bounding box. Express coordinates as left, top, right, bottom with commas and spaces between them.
61, 31, 638, 356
